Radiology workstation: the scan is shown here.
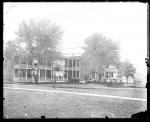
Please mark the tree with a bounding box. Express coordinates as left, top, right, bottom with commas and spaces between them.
4, 18, 63, 82
82, 33, 120, 81
15, 18, 63, 64
118, 60, 136, 85
3, 40, 25, 81
4, 40, 24, 61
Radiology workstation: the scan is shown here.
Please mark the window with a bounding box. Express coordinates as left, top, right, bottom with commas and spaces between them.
64, 70, 67, 78
40, 70, 45, 78
65, 59, 68, 67
47, 70, 51, 79
68, 70, 72, 78
27, 69, 32, 78
73, 71, 76, 78
19, 69, 26, 77
77, 60, 79, 67
68, 60, 72, 67
15, 69, 19, 77
77, 71, 79, 78
82, 61, 84, 66
73, 60, 76, 67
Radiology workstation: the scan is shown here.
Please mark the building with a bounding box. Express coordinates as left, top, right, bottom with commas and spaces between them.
105, 65, 121, 83
13, 55, 86, 83
9, 56, 135, 85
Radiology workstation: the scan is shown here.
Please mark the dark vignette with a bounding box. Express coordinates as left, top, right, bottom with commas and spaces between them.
131, 2, 150, 119
1, 0, 150, 120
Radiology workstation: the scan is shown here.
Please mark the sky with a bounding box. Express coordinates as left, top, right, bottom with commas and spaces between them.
3, 2, 147, 80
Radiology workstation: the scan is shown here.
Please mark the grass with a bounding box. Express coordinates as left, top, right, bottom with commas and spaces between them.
3, 84, 147, 118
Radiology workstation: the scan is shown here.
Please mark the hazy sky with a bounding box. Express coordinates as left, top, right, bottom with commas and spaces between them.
4, 2, 147, 78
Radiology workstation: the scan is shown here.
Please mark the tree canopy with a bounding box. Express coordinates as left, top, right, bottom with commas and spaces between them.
82, 33, 120, 80
118, 60, 136, 79
15, 18, 63, 64
3, 40, 26, 81
4, 40, 24, 60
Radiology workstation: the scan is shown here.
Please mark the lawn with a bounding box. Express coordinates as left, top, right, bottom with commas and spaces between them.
3, 84, 147, 118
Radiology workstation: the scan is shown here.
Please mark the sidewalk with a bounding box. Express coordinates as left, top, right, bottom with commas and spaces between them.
53, 83, 146, 90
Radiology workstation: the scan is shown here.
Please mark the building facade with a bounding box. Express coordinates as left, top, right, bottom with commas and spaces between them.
105, 65, 121, 83
14, 56, 86, 83
13, 56, 134, 85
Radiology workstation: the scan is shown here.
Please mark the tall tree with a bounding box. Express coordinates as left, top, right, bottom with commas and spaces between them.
15, 18, 63, 64
82, 33, 120, 81
4, 40, 24, 61
3, 40, 25, 81
4, 18, 63, 81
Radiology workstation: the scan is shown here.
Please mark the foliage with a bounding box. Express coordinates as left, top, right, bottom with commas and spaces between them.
118, 60, 136, 82
15, 18, 63, 63
82, 33, 120, 80
4, 40, 24, 60
3, 40, 25, 81
3, 40, 26, 69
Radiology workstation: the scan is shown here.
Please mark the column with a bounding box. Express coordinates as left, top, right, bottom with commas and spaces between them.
52, 69, 53, 81
45, 57, 47, 81
72, 58, 73, 80
18, 68, 19, 79
63, 70, 65, 81
45, 68, 46, 81
76, 59, 78, 79
26, 68, 27, 81
32, 65, 34, 82
18, 68, 20, 81
75, 59, 77, 79
74, 59, 75, 79
13, 58, 15, 81
39, 69, 40, 81
51, 69, 52, 81
83, 70, 84, 81
82, 60, 84, 80
79, 60, 80, 80
25, 59, 27, 81
52, 69, 54, 82
18, 67, 20, 80
67, 59, 68, 82
53, 70, 56, 81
